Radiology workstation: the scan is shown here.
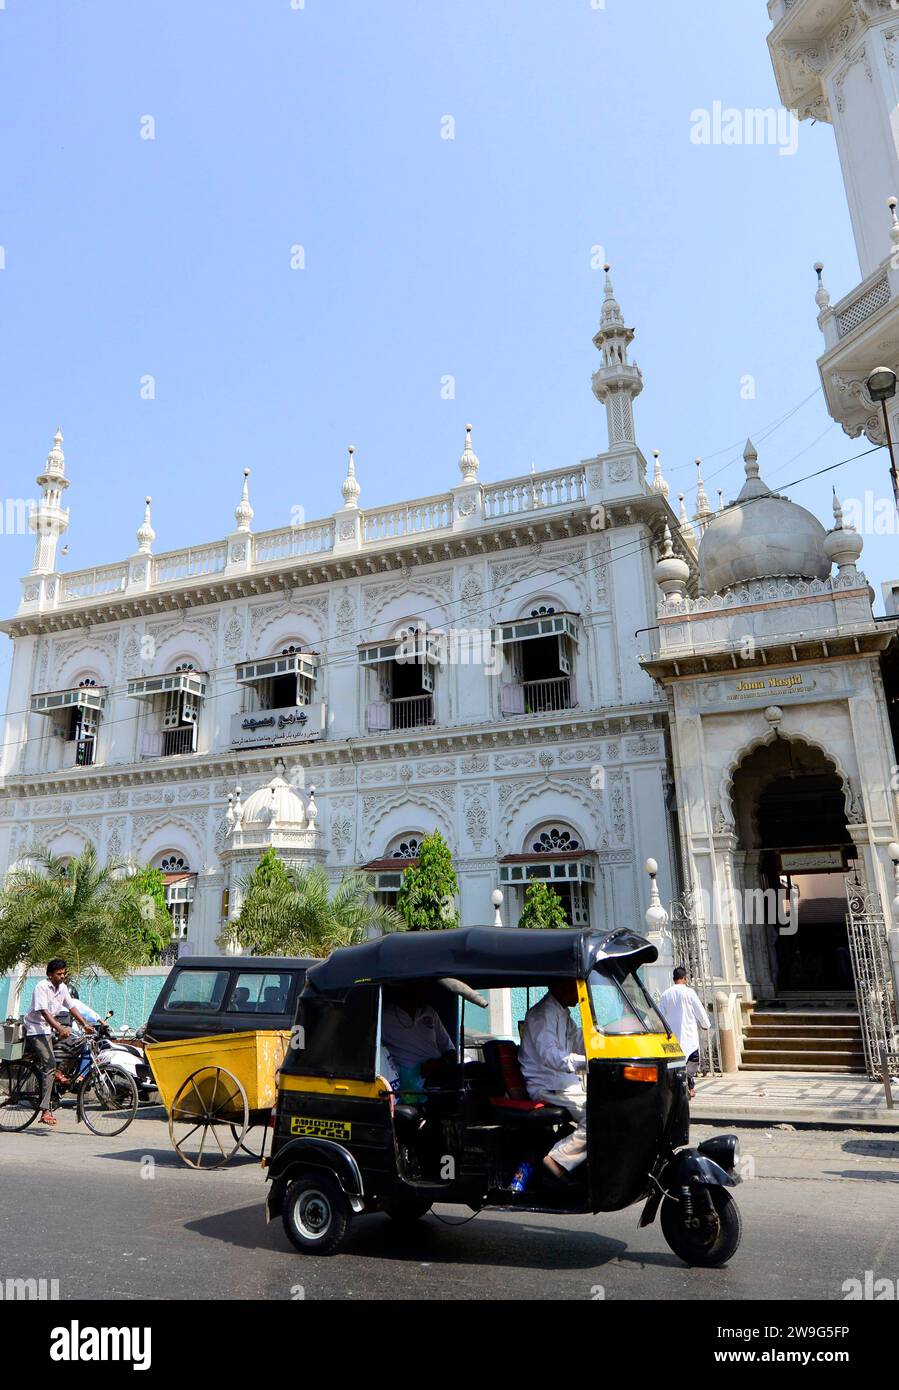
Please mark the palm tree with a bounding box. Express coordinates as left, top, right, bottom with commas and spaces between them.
231, 862, 405, 958
0, 846, 169, 991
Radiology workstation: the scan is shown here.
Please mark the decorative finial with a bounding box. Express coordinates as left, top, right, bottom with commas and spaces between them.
649, 450, 669, 498
889, 197, 899, 251
233, 467, 253, 532
600, 263, 624, 329
694, 459, 712, 523
677, 493, 697, 551
717, 488, 725, 513
824, 485, 863, 573
661, 523, 674, 558
814, 262, 831, 313
341, 444, 361, 508
458, 423, 480, 482
743, 439, 760, 480
44, 426, 66, 478
136, 495, 155, 554
306, 785, 318, 825
643, 857, 669, 939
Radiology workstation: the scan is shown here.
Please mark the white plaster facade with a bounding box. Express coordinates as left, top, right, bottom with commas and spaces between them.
768, 0, 899, 446
0, 275, 688, 1008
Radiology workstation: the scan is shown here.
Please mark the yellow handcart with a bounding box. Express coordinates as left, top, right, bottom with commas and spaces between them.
146, 1029, 291, 1168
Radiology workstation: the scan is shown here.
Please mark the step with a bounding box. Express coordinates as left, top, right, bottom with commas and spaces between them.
744, 1035, 865, 1052
740, 1049, 866, 1067
739, 1062, 866, 1073
748, 1022, 861, 1037
750, 1017, 861, 1028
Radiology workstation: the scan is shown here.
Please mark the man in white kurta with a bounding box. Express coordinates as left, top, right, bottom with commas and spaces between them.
518, 979, 588, 1178
658, 968, 710, 1099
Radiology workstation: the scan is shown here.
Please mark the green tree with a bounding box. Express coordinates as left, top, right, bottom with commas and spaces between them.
0, 845, 162, 981
396, 829, 459, 931
126, 865, 173, 959
232, 856, 404, 957
518, 879, 569, 930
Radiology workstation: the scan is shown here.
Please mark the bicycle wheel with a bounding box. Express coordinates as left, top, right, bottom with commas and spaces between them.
0, 1058, 42, 1132
77, 1064, 138, 1137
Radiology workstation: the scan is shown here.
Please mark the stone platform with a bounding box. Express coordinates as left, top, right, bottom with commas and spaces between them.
691, 1069, 898, 1130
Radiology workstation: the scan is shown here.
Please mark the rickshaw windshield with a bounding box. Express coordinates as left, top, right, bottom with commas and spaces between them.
588, 965, 671, 1036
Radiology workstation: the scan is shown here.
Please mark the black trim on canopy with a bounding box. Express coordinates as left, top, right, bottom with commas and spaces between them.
303, 926, 657, 997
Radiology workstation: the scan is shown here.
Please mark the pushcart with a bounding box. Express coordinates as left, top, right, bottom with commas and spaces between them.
146, 1029, 291, 1168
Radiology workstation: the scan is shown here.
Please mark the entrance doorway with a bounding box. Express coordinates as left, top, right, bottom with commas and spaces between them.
731, 740, 855, 1002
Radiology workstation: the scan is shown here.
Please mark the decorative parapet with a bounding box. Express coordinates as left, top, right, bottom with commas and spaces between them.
13, 462, 592, 622
657, 571, 865, 619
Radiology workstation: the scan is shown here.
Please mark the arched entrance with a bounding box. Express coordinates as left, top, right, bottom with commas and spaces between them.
730, 737, 855, 1004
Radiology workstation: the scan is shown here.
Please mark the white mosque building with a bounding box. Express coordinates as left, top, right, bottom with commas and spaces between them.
2, 1, 899, 1072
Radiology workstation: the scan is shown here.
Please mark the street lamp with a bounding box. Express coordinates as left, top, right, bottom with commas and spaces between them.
866, 367, 899, 517
491, 888, 504, 928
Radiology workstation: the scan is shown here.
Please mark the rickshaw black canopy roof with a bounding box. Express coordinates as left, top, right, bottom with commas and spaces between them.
303, 926, 657, 997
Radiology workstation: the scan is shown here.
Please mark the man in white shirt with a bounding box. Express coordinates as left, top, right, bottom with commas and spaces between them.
658, 967, 711, 1100
23, 958, 95, 1127
519, 979, 588, 1180
380, 984, 457, 1094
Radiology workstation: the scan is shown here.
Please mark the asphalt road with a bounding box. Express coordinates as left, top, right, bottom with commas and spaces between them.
1, 1107, 897, 1301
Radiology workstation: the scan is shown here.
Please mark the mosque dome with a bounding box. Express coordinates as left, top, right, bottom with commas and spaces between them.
698, 440, 831, 596
241, 770, 306, 827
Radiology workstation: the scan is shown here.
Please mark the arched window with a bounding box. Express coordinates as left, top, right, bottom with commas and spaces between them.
388, 834, 423, 860
499, 822, 594, 928
531, 826, 581, 854
151, 851, 195, 952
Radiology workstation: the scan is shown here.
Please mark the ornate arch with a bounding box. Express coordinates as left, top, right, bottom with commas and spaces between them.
358, 790, 454, 858
719, 731, 856, 830
131, 815, 205, 870
500, 776, 606, 853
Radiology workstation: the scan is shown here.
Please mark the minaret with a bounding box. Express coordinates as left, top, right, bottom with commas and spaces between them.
591, 264, 644, 452
29, 427, 69, 574
768, 2, 899, 447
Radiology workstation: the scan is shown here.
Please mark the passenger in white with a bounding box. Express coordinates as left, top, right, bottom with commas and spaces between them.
519, 979, 588, 1180
380, 984, 456, 1097
658, 967, 710, 1099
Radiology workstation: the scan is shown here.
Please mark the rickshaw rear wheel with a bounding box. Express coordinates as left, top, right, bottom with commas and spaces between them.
283, 1172, 352, 1256
660, 1186, 742, 1267
380, 1197, 432, 1224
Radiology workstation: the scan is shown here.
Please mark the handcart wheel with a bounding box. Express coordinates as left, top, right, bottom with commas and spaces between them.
168, 1066, 248, 1169
229, 1121, 268, 1160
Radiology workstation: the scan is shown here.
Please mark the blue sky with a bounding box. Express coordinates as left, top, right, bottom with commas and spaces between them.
0, 0, 887, 695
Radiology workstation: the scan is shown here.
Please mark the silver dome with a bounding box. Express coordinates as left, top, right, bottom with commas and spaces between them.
698, 441, 831, 595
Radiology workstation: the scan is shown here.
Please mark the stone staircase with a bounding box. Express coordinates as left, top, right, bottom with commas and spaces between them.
740, 1008, 865, 1073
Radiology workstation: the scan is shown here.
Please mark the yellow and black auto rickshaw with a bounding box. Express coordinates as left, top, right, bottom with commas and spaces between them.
265, 926, 742, 1265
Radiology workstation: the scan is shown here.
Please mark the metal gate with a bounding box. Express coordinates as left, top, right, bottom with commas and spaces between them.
845, 868, 899, 1079
668, 885, 721, 1076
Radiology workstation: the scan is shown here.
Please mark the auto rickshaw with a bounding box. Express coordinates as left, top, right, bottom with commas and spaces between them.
264, 926, 742, 1266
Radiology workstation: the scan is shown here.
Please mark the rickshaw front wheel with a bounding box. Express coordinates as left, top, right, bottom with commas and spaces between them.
283, 1173, 352, 1256
660, 1185, 742, 1267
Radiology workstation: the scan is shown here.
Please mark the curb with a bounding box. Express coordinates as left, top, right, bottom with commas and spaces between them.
691, 1104, 899, 1132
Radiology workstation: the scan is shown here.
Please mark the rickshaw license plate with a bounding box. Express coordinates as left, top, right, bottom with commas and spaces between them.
290, 1116, 352, 1139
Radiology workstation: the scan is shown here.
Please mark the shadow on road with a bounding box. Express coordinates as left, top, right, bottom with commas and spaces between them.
181, 1201, 693, 1272
825, 1168, 899, 1183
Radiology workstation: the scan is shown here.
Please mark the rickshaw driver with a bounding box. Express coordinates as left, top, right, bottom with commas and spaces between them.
519, 979, 588, 1181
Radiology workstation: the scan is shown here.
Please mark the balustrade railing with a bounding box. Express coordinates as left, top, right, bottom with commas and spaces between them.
61, 564, 129, 602
389, 694, 434, 730
483, 468, 585, 518
154, 543, 228, 585
521, 676, 574, 713
362, 496, 453, 542
253, 522, 335, 565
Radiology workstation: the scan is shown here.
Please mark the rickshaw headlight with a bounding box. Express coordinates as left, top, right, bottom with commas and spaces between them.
622, 1064, 658, 1083
698, 1134, 739, 1171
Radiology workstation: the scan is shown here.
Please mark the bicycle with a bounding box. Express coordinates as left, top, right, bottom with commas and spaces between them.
0, 1017, 138, 1137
